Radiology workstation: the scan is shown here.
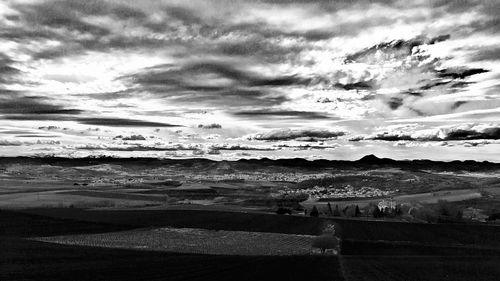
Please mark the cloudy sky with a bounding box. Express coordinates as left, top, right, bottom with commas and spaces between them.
0, 0, 499, 161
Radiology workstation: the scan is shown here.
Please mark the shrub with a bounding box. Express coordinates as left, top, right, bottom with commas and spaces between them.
414, 207, 438, 223
276, 207, 292, 215
71, 200, 116, 209
372, 206, 383, 218
327, 202, 333, 215
436, 200, 463, 219
344, 205, 360, 217
333, 205, 341, 217
310, 205, 319, 217
312, 234, 340, 254
297, 177, 336, 189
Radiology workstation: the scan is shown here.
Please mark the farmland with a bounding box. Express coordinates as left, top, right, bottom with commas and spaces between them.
1, 156, 499, 217
1, 156, 500, 280
2, 208, 500, 281
33, 227, 316, 256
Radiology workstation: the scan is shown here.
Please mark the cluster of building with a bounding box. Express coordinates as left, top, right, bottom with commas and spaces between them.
190, 172, 331, 182
278, 185, 394, 199
377, 199, 397, 211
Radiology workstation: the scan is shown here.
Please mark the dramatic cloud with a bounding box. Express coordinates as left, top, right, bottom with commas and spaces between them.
0, 139, 23, 146
198, 123, 222, 129
233, 110, 330, 119
0, 0, 499, 160
250, 129, 345, 141
77, 118, 181, 127
114, 134, 147, 141
352, 123, 500, 142
0, 91, 82, 121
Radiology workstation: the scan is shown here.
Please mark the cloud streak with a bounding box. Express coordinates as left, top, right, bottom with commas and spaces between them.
250, 129, 345, 141
352, 123, 500, 142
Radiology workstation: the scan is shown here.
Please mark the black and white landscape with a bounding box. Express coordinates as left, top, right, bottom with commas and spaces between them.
1, 1, 500, 281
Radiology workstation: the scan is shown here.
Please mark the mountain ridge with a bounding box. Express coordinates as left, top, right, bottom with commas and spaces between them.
0, 154, 498, 170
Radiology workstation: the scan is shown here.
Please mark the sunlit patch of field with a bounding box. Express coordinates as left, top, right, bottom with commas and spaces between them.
0, 189, 157, 209
301, 188, 483, 211
33, 227, 316, 256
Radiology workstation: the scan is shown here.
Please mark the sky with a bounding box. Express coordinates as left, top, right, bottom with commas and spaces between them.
0, 0, 499, 161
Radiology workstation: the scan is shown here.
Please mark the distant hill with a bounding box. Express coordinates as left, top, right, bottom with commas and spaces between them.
0, 155, 498, 171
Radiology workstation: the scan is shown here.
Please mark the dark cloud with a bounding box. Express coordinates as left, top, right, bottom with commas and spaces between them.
0, 54, 21, 84
234, 110, 330, 119
251, 129, 345, 141
181, 62, 308, 87
449, 81, 474, 89
418, 80, 452, 90
413, 68, 483, 92
0, 129, 36, 135
165, 89, 289, 108
352, 124, 500, 142
1, 115, 75, 121
198, 124, 222, 129
163, 6, 206, 26
452, 101, 467, 110
4, 0, 164, 60
0, 91, 82, 120
210, 144, 275, 151
122, 61, 305, 108
436, 68, 489, 79
344, 35, 450, 64
77, 118, 182, 127
402, 91, 423, 97
13, 1, 111, 37
444, 128, 500, 141
335, 81, 374, 91
0, 140, 24, 146
114, 135, 146, 141
470, 47, 500, 62
125, 61, 306, 89
387, 97, 404, 110
61, 0, 147, 21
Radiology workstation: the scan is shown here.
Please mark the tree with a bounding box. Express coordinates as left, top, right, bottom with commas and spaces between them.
436, 200, 463, 220
345, 205, 357, 217
414, 207, 438, 223
276, 207, 292, 215
342, 206, 349, 216
355, 205, 361, 217
310, 205, 319, 217
372, 206, 382, 218
312, 234, 340, 254
333, 205, 341, 217
327, 202, 333, 216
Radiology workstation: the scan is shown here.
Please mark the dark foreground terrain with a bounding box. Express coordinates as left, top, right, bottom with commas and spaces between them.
1, 208, 500, 281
